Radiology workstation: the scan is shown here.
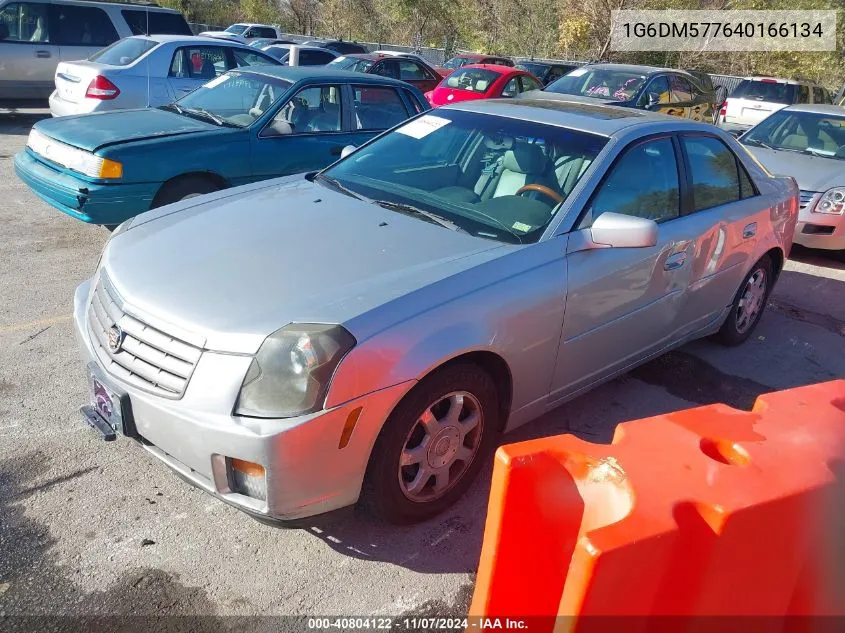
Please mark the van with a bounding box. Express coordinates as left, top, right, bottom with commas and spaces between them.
0, 0, 190, 101
718, 76, 832, 135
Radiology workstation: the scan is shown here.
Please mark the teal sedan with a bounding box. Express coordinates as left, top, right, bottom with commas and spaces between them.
15, 66, 429, 226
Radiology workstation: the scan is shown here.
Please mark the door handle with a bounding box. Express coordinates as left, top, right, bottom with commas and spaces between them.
329, 145, 344, 156
664, 252, 687, 271
35, 50, 51, 58
743, 222, 757, 239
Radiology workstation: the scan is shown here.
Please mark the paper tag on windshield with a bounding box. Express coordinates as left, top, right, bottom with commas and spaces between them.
567, 67, 588, 77
204, 74, 229, 89
396, 115, 451, 139
512, 221, 532, 232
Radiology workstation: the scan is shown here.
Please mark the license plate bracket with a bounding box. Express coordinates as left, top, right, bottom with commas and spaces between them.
86, 363, 138, 439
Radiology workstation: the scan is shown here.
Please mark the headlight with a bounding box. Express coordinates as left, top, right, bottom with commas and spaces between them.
235, 324, 356, 418
27, 128, 123, 179
813, 187, 845, 215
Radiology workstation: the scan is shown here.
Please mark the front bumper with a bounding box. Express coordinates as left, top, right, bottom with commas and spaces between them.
793, 204, 845, 251
14, 149, 156, 225
73, 278, 414, 521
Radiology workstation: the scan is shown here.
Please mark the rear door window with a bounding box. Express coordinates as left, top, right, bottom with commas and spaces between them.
121, 10, 191, 36
669, 75, 694, 103
519, 75, 543, 92
0, 2, 50, 42
399, 60, 431, 81
254, 26, 276, 38
300, 49, 335, 65
795, 85, 810, 104
51, 4, 118, 47
170, 46, 230, 79
352, 85, 409, 130
681, 135, 743, 211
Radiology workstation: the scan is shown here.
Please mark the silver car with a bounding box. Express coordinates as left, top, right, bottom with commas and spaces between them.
740, 104, 845, 257
49, 35, 280, 117
74, 100, 798, 524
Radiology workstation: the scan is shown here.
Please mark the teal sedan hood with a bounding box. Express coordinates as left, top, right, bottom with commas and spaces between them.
35, 108, 217, 152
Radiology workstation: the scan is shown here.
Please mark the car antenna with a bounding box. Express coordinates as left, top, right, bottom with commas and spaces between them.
145, 9, 151, 107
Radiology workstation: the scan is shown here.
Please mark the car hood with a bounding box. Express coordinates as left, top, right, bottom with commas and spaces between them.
103, 177, 506, 354
742, 145, 845, 192
199, 31, 243, 41
517, 90, 618, 106
35, 108, 217, 152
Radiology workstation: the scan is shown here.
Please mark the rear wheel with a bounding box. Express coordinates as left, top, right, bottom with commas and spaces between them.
152, 176, 221, 208
361, 363, 501, 524
716, 256, 773, 346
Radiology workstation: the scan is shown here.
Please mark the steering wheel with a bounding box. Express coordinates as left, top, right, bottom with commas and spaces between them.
515, 184, 564, 204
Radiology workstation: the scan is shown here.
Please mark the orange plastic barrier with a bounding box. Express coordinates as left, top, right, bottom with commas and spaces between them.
469, 380, 845, 631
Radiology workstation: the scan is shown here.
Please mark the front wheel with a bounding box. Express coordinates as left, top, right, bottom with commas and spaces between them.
716, 256, 773, 346
361, 363, 501, 524
152, 176, 220, 208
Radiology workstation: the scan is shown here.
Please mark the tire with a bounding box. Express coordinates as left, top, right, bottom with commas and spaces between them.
152, 176, 221, 208
361, 363, 501, 524
716, 256, 774, 346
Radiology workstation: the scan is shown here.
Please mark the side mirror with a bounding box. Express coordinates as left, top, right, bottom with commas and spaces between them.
590, 212, 657, 248
646, 92, 661, 107
727, 129, 743, 138
340, 145, 356, 159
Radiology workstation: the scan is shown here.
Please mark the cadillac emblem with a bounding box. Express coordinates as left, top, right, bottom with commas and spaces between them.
107, 325, 124, 353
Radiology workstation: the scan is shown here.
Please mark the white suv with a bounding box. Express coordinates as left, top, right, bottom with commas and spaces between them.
0, 0, 191, 101
718, 77, 832, 135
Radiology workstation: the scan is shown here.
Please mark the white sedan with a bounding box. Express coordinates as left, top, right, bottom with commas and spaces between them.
49, 35, 281, 117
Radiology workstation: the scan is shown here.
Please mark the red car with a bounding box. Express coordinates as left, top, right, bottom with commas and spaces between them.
424, 65, 543, 107
327, 53, 445, 93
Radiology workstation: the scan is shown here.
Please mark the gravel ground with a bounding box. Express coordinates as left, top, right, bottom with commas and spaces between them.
1, 108, 843, 624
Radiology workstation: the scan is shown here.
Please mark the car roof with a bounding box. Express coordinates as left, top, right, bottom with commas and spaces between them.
740, 76, 814, 85
579, 63, 672, 76
233, 65, 411, 88
46, 0, 179, 11
784, 104, 845, 115
446, 97, 717, 136
133, 34, 251, 46
457, 63, 519, 74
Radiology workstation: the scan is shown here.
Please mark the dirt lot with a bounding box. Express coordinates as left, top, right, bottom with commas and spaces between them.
1, 108, 843, 621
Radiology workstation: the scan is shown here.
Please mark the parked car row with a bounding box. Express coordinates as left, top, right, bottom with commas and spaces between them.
7, 13, 840, 528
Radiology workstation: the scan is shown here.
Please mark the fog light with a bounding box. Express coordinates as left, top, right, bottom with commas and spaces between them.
230, 458, 267, 501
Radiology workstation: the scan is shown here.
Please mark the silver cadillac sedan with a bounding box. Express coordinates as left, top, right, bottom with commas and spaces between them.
74, 99, 798, 524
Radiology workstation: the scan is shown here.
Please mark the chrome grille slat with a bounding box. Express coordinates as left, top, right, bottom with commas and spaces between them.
799, 190, 816, 210
86, 274, 201, 399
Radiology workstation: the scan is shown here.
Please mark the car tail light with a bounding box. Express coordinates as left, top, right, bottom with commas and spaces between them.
85, 75, 120, 100
720, 99, 728, 117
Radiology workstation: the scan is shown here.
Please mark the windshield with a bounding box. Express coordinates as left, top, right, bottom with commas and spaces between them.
328, 56, 373, 72
225, 24, 248, 34
732, 80, 796, 105
170, 72, 292, 127
442, 56, 476, 70
742, 110, 845, 159
546, 68, 647, 102
516, 63, 548, 77
263, 45, 290, 61
89, 38, 158, 66
444, 68, 501, 93
321, 109, 607, 244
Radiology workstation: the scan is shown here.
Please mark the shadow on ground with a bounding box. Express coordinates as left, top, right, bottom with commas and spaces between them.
0, 110, 50, 138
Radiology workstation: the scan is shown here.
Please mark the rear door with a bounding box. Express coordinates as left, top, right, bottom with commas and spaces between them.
53, 3, 120, 64
0, 1, 60, 99
667, 73, 696, 119
673, 134, 760, 333
166, 44, 231, 100
250, 82, 361, 180
347, 83, 413, 143
551, 135, 696, 400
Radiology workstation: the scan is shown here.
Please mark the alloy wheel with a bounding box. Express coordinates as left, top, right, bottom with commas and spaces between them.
735, 268, 767, 334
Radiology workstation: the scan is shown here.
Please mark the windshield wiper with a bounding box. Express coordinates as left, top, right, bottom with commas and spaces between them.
743, 138, 775, 150
183, 107, 231, 127
159, 102, 185, 115
374, 200, 465, 232
314, 174, 364, 200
